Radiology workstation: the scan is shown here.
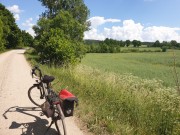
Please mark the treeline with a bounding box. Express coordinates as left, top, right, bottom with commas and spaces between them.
85, 38, 141, 53
0, 3, 33, 51
152, 40, 180, 48
85, 38, 180, 53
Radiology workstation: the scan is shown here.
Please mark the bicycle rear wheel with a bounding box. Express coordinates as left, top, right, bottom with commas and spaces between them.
56, 104, 67, 135
28, 85, 45, 107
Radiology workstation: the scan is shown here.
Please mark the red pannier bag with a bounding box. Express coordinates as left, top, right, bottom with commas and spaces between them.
59, 89, 78, 117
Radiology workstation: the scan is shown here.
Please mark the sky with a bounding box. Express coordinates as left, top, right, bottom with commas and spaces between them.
1, 0, 180, 42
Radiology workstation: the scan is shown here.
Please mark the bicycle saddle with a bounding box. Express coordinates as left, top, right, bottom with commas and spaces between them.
42, 75, 55, 83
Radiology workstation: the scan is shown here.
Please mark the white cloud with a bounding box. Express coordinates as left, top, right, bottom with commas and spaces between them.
26, 28, 35, 37
88, 16, 121, 28
84, 28, 105, 40
22, 18, 34, 27
142, 26, 180, 42
102, 20, 144, 41
14, 14, 20, 21
22, 18, 35, 36
84, 17, 180, 42
36, 15, 40, 19
7, 5, 22, 21
7, 5, 22, 13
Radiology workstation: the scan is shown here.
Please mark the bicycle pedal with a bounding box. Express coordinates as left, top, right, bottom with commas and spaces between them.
40, 112, 44, 116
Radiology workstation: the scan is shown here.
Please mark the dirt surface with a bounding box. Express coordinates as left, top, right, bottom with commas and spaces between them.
0, 50, 89, 135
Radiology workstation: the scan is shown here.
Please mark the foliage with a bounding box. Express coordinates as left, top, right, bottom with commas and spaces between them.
38, 0, 90, 32
152, 40, 180, 49
34, 0, 89, 66
0, 3, 20, 48
171, 40, 178, 47
125, 40, 131, 47
161, 46, 167, 52
34, 28, 85, 66
132, 40, 142, 47
153, 40, 161, 47
38, 0, 89, 21
0, 15, 5, 51
0, 3, 32, 49
85, 38, 180, 53
21, 30, 34, 47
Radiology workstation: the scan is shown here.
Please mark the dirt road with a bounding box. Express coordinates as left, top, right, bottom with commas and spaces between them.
0, 50, 87, 135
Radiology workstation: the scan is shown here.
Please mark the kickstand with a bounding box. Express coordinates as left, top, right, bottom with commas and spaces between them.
44, 120, 54, 135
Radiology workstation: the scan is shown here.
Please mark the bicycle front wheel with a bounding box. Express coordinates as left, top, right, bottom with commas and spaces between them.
28, 85, 45, 107
56, 104, 67, 135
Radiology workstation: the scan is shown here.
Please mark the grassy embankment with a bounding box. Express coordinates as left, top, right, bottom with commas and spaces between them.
25, 49, 180, 135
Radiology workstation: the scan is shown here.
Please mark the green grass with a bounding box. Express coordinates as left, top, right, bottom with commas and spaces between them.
39, 65, 180, 135
25, 49, 180, 135
81, 50, 180, 87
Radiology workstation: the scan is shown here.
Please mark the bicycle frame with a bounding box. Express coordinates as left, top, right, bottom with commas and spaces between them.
32, 66, 53, 101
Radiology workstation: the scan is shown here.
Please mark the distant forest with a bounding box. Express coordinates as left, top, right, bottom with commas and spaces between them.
84, 38, 180, 53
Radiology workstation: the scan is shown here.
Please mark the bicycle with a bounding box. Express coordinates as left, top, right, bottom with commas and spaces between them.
28, 65, 78, 135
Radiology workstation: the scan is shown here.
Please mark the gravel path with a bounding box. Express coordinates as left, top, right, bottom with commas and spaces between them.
0, 50, 87, 135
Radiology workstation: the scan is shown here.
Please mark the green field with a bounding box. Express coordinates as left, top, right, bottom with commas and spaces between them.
81, 50, 180, 87
26, 49, 180, 135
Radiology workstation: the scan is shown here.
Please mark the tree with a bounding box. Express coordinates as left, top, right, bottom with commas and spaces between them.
33, 10, 87, 66
153, 40, 161, 47
100, 43, 109, 53
38, 0, 90, 31
21, 30, 34, 47
176, 43, 180, 48
170, 40, 177, 48
0, 3, 22, 49
161, 41, 170, 49
125, 40, 131, 47
35, 28, 85, 65
132, 40, 141, 47
0, 16, 5, 51
33, 0, 90, 66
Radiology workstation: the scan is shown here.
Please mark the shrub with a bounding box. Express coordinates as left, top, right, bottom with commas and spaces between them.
34, 28, 86, 66
162, 46, 167, 52
33, 10, 87, 67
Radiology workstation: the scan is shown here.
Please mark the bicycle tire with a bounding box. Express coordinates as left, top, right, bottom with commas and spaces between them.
56, 104, 67, 135
28, 85, 45, 107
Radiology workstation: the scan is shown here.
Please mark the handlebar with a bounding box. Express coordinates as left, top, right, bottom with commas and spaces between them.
31, 65, 43, 80
31, 59, 51, 79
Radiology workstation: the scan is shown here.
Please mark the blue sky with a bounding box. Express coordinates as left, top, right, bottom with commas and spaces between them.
1, 0, 180, 42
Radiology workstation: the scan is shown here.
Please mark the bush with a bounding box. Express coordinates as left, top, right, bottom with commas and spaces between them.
162, 46, 167, 52
33, 11, 87, 67
34, 28, 86, 66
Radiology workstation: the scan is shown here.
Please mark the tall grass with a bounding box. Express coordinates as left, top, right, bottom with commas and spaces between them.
42, 65, 180, 135
26, 50, 180, 135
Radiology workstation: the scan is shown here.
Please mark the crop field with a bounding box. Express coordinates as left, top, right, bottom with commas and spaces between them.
81, 49, 180, 87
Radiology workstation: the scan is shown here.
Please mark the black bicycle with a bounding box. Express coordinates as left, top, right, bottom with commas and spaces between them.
28, 65, 78, 135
